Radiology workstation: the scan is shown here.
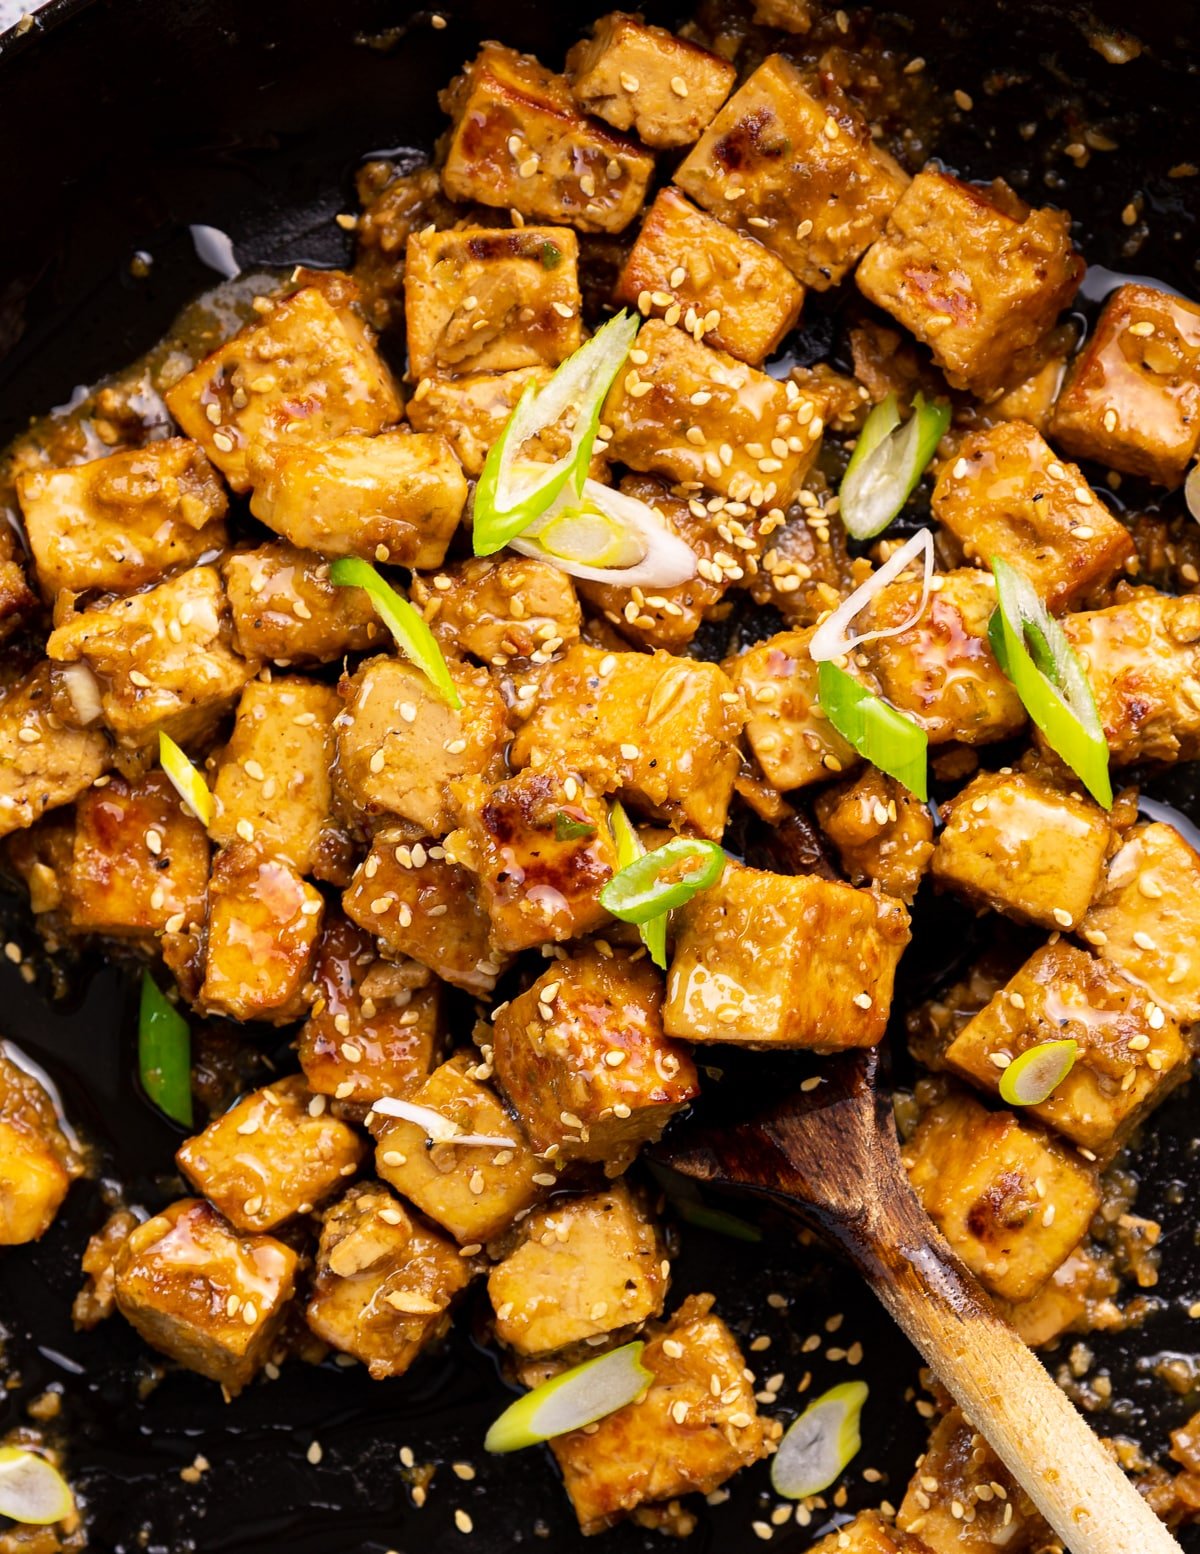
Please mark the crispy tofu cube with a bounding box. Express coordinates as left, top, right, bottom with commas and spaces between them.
4, 812, 75, 920
602, 319, 822, 507
488, 1182, 667, 1356
333, 654, 508, 835
404, 226, 582, 377
0, 663, 109, 838
898, 1408, 1045, 1552
809, 1512, 934, 1554
725, 627, 859, 790
509, 643, 744, 839
223, 542, 384, 665
411, 554, 581, 668
998, 1245, 1116, 1351
491, 947, 699, 1169
16, 439, 228, 599
344, 827, 502, 993
751, 0, 813, 31
548, 1292, 767, 1533
746, 504, 856, 627
675, 55, 909, 290
46, 566, 256, 751
305, 1182, 473, 1379
858, 172, 1085, 397
1051, 283, 1200, 486
374, 1052, 545, 1243
565, 15, 735, 149
405, 366, 551, 476
945, 942, 1189, 1155
440, 44, 654, 233
164, 285, 402, 492
931, 767, 1110, 931
210, 678, 337, 873
903, 1089, 1100, 1301
666, 857, 910, 1048
113, 1198, 297, 1394
0, 1050, 81, 1245
177, 1074, 364, 1232
814, 769, 934, 904
932, 423, 1134, 609
199, 844, 324, 1023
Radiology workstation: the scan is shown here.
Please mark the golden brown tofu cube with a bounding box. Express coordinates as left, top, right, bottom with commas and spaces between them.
1051, 283, 1200, 486
404, 226, 581, 378
405, 366, 552, 476
931, 767, 1110, 931
16, 438, 228, 599
666, 857, 911, 1048
997, 1245, 1116, 1351
814, 768, 934, 904
675, 55, 909, 290
164, 285, 402, 493
548, 1292, 767, 1533
177, 1074, 364, 1232
725, 627, 859, 790
440, 43, 654, 234
223, 542, 384, 665
858, 172, 1085, 397
492, 947, 699, 1169
46, 566, 256, 752
411, 554, 581, 668
898, 1408, 1046, 1553
602, 319, 822, 507
903, 1089, 1100, 1301
810, 1512, 935, 1554
374, 1052, 545, 1243
932, 422, 1134, 610
199, 845, 324, 1023
305, 1183, 473, 1379
0, 663, 109, 839
489, 1182, 666, 1356
333, 654, 508, 835
509, 643, 743, 839
565, 15, 735, 149
747, 495, 856, 628
113, 1198, 297, 1394
945, 942, 1189, 1155
0, 1049, 81, 1245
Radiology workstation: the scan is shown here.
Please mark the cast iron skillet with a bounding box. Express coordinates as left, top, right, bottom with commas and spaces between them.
3, 2, 1200, 1551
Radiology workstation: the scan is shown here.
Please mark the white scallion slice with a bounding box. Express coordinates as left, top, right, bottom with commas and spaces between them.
59, 662, 103, 726
485, 1341, 652, 1453
369, 1096, 515, 1150
0, 1448, 74, 1526
809, 530, 935, 664
771, 1381, 869, 1500
159, 731, 215, 827
998, 1039, 1078, 1107
839, 392, 951, 541
513, 480, 697, 588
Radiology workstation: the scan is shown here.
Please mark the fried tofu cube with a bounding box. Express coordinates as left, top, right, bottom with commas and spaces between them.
492, 948, 699, 1169
0, 1050, 81, 1245
1051, 283, 1200, 486
751, 0, 813, 32
344, 827, 502, 993
113, 1198, 297, 1394
404, 226, 582, 378
615, 189, 803, 365
997, 1245, 1116, 1351
305, 1183, 473, 1379
16, 439, 228, 599
667, 859, 910, 1048
903, 1089, 1100, 1301
932, 423, 1134, 610
931, 767, 1110, 931
333, 654, 508, 835
223, 542, 383, 665
725, 627, 859, 790
374, 1052, 545, 1243
602, 319, 822, 507
746, 506, 857, 627
809, 1512, 935, 1554
405, 366, 552, 476
898, 1408, 1045, 1552
675, 55, 909, 291
857, 172, 1085, 397
814, 769, 934, 904
488, 1182, 667, 1356
509, 643, 743, 839
548, 1292, 767, 1533
440, 44, 654, 234
46, 566, 256, 751
411, 554, 581, 668
565, 14, 735, 150
177, 1074, 364, 1232
0, 663, 109, 839
164, 285, 402, 492
945, 942, 1189, 1155
199, 844, 324, 1023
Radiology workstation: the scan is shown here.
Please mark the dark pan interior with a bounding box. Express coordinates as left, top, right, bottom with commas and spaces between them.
3, 2, 1200, 1550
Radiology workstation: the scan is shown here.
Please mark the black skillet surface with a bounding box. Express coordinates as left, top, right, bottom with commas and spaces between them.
3, 1, 1200, 1550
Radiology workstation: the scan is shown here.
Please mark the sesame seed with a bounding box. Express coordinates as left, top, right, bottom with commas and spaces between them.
455, 1511, 473, 1535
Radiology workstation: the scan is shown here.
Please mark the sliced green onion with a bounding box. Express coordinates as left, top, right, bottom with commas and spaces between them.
839, 392, 951, 541
771, 1382, 869, 1500
513, 479, 696, 588
330, 557, 461, 711
600, 837, 725, 924
987, 557, 1112, 808
0, 1448, 74, 1526
485, 1341, 652, 1453
1186, 462, 1200, 521
158, 730, 215, 827
554, 810, 597, 842
998, 1039, 1078, 1107
138, 973, 193, 1128
474, 312, 639, 556
817, 660, 928, 800
609, 802, 667, 969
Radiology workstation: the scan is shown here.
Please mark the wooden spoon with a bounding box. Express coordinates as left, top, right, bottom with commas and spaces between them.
655, 1047, 1181, 1554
